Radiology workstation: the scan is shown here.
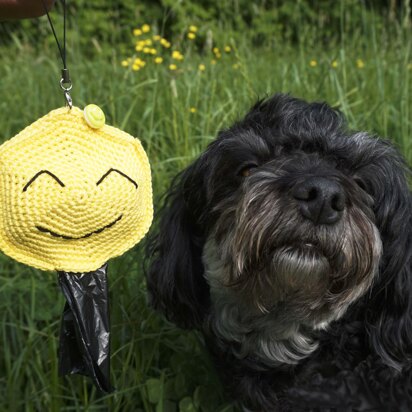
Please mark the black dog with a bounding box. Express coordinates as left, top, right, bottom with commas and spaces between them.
146, 94, 412, 411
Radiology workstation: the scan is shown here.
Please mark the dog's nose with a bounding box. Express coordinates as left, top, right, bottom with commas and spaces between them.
292, 177, 345, 225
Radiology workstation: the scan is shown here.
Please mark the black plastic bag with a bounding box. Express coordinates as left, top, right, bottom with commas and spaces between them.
57, 263, 112, 393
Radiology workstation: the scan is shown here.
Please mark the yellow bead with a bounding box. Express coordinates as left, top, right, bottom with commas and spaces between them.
84, 104, 106, 129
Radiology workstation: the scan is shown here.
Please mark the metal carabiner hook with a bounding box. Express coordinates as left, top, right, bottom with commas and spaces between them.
64, 90, 73, 109
60, 77, 73, 109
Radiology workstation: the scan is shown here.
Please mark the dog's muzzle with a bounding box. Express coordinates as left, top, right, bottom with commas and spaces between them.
209, 163, 382, 318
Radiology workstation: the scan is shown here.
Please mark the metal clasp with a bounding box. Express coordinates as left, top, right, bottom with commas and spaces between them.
60, 69, 73, 109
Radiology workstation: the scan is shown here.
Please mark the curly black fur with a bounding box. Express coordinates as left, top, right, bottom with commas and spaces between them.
146, 94, 412, 411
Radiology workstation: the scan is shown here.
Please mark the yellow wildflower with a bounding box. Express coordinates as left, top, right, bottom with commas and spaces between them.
133, 29, 142, 36
142, 24, 150, 33
198, 64, 206, 71
135, 45, 143, 52
211, 59, 217, 65
143, 47, 151, 54
408, 63, 412, 70
215, 52, 222, 59
331, 60, 338, 68
154, 57, 163, 64
153, 35, 161, 41
134, 58, 145, 66
169, 64, 177, 71
189, 107, 197, 113
232, 63, 240, 69
187, 32, 196, 40
309, 59, 317, 67
160, 38, 171, 48
149, 48, 157, 55
189, 25, 198, 32
132, 58, 146, 70
213, 47, 219, 54
121, 60, 129, 67
144, 39, 153, 46
172, 50, 184, 61
356, 59, 365, 69
224, 46, 231, 53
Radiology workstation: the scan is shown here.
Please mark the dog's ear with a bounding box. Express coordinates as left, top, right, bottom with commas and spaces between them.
145, 157, 210, 329
365, 143, 412, 371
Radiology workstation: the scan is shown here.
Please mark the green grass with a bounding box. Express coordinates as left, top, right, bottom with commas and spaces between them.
0, 10, 411, 412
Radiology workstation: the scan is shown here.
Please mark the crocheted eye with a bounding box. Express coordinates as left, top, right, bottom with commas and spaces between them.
23, 170, 65, 192
96, 168, 138, 189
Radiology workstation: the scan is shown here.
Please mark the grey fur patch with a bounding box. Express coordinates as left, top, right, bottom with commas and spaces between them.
204, 239, 319, 365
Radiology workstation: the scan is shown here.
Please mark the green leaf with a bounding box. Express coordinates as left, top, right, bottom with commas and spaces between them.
146, 378, 163, 404
179, 397, 197, 412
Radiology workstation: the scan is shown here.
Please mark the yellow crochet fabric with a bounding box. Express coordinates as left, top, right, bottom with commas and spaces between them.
0, 106, 153, 272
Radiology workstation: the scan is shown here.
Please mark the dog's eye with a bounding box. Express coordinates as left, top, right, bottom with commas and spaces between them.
238, 164, 258, 177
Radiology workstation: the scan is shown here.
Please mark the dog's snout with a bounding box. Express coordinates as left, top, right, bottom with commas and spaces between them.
292, 177, 345, 225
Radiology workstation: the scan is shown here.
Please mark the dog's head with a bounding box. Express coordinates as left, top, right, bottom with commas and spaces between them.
146, 94, 412, 370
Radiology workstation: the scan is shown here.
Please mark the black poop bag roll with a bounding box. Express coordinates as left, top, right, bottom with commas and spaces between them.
57, 263, 112, 393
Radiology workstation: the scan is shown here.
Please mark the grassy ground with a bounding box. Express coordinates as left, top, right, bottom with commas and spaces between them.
0, 10, 411, 412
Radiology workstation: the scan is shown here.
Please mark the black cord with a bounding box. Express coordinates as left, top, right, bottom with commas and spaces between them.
63, 0, 66, 68
40, 0, 66, 69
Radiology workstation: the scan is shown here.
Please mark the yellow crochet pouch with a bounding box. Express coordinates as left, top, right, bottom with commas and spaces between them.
0, 105, 153, 272
0, 104, 153, 392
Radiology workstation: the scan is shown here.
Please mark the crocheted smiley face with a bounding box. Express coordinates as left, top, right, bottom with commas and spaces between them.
0, 106, 153, 272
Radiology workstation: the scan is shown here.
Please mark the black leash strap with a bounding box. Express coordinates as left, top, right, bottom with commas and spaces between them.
40, 0, 72, 108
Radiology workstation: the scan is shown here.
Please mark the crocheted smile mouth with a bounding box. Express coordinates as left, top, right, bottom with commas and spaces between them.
35, 214, 123, 240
